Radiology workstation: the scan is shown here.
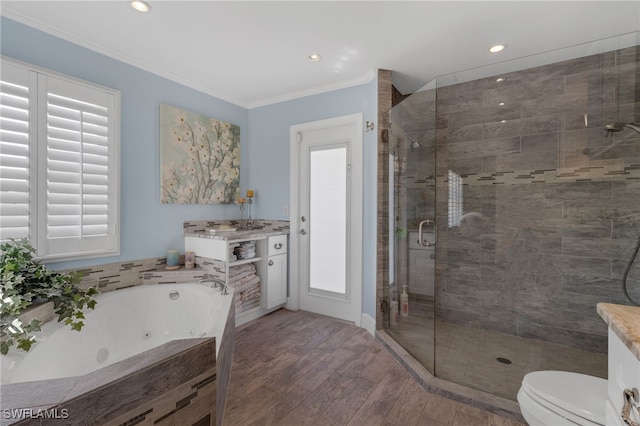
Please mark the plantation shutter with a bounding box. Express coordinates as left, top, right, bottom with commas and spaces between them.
0, 57, 119, 260
39, 75, 118, 258
0, 62, 37, 242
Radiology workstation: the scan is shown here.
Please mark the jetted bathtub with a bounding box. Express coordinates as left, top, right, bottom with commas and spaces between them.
1, 282, 235, 425
2, 282, 232, 384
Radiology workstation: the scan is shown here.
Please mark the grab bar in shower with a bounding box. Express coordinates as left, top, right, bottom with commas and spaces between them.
418, 219, 437, 247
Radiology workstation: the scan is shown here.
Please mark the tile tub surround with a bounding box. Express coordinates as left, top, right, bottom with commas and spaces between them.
598, 302, 640, 360
60, 256, 169, 294
2, 302, 235, 426
1, 338, 216, 426
4, 275, 237, 426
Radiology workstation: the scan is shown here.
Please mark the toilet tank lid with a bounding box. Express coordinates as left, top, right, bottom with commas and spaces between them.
522, 371, 607, 425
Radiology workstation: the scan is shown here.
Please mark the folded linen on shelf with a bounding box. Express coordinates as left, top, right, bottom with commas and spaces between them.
235, 290, 260, 306
229, 263, 256, 277
228, 274, 260, 290
231, 278, 260, 294
229, 269, 256, 283
242, 285, 260, 299
234, 283, 260, 302
242, 296, 260, 307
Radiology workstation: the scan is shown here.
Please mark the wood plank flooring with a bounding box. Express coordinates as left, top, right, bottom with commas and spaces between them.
223, 309, 524, 426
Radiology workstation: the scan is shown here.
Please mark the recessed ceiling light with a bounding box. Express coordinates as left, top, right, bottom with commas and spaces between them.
499, 102, 505, 106
489, 44, 506, 53
130, 1, 151, 12
496, 77, 505, 82
308, 53, 321, 62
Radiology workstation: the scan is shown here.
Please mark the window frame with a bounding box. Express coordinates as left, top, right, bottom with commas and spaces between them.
0, 56, 121, 261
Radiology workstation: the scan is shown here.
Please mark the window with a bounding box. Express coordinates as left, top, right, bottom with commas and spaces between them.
0, 58, 120, 260
448, 170, 463, 227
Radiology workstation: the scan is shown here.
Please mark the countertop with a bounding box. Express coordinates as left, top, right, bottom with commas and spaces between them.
185, 228, 289, 241
597, 302, 640, 361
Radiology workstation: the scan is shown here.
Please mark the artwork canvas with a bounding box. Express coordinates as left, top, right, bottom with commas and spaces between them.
160, 104, 240, 204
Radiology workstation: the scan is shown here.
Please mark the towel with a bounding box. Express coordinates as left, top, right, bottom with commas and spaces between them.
228, 275, 260, 293
241, 285, 260, 299
229, 270, 255, 283
229, 263, 256, 277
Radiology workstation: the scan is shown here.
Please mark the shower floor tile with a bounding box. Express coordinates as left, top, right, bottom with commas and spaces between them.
385, 300, 607, 400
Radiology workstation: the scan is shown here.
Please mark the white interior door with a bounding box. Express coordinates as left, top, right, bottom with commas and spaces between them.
289, 114, 362, 325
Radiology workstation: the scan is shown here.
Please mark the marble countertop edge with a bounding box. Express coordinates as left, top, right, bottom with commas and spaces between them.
597, 302, 640, 361
185, 229, 289, 241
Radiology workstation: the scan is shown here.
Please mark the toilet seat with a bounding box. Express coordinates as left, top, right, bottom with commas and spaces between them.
518, 371, 607, 426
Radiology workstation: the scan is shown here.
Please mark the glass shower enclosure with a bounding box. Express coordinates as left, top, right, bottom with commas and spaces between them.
384, 32, 640, 401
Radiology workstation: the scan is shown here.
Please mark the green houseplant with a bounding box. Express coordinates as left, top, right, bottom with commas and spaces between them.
0, 238, 98, 355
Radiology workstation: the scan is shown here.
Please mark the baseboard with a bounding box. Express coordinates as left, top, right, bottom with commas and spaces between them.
361, 313, 376, 336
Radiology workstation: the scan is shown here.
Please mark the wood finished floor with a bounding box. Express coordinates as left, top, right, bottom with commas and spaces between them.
223, 309, 524, 426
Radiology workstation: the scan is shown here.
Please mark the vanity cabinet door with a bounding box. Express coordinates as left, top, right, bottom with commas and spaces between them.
264, 253, 287, 309
607, 328, 640, 425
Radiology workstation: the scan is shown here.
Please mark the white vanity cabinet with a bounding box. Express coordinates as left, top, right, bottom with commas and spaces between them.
262, 235, 288, 309
598, 303, 640, 426
185, 231, 288, 326
606, 328, 640, 425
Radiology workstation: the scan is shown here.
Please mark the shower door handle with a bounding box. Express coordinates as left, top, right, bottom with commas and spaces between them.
418, 220, 437, 247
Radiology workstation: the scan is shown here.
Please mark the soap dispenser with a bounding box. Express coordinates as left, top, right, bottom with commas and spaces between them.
389, 289, 399, 326
400, 285, 409, 317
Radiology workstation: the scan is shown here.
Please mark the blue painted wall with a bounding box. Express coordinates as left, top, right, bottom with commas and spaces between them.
1, 16, 378, 318
248, 82, 378, 318
1, 16, 249, 270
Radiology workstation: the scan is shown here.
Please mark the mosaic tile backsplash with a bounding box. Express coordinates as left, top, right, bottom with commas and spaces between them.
62, 219, 289, 293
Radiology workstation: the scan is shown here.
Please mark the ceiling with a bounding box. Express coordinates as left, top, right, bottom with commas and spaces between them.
1, 1, 639, 109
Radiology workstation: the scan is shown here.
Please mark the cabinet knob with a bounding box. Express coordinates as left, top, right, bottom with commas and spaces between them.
268, 260, 274, 266
274, 243, 283, 249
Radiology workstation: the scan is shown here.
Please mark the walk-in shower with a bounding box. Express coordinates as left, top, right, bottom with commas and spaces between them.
382, 32, 640, 410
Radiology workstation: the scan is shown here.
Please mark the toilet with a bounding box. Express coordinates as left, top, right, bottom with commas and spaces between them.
517, 370, 607, 425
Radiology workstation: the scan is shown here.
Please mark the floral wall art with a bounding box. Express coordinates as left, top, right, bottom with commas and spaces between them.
160, 104, 240, 204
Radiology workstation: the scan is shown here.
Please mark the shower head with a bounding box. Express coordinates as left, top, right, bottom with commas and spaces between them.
604, 122, 640, 135
625, 123, 640, 133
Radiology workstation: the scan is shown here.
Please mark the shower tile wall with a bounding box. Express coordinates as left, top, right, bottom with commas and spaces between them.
433, 45, 640, 353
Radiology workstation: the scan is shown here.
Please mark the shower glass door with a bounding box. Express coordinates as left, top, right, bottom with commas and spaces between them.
385, 80, 438, 374
384, 32, 638, 402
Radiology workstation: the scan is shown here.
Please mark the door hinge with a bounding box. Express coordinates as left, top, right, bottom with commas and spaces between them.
297, 132, 303, 143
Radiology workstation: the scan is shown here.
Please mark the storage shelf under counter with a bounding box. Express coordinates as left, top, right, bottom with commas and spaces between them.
185, 229, 288, 327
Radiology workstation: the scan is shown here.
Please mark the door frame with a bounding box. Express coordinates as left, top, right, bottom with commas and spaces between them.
288, 113, 363, 325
